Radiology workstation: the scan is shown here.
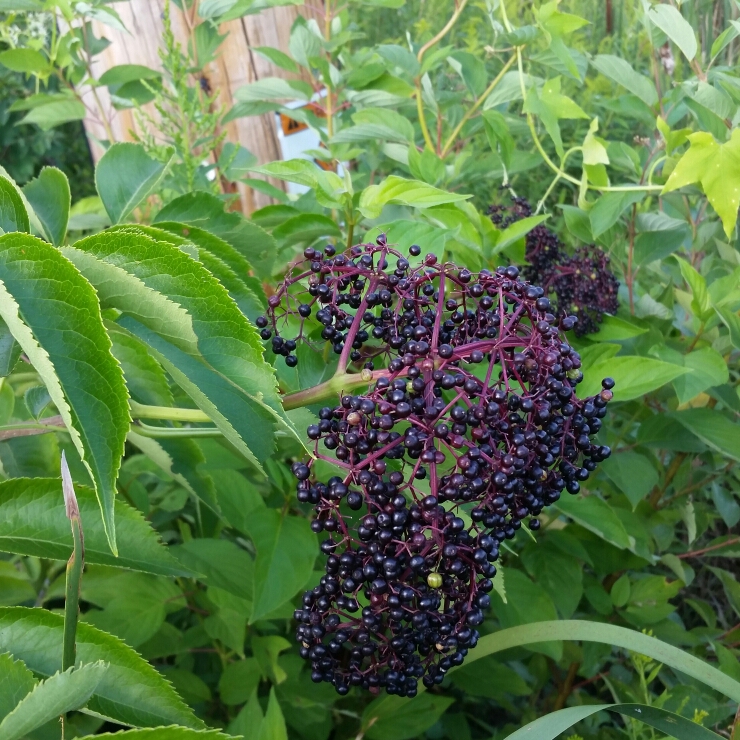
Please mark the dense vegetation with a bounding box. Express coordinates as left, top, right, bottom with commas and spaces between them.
0, 0, 738, 739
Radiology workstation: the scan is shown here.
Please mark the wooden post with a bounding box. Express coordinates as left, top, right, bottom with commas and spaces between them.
83, 1, 307, 212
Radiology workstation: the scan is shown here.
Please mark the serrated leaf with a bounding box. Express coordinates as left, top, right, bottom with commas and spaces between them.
64, 230, 301, 467
0, 654, 35, 722
107, 325, 173, 408
22, 167, 70, 246
96, 144, 173, 224
0, 178, 29, 236
0, 663, 106, 740
663, 130, 740, 237
0, 233, 129, 553
153, 192, 276, 277
0, 478, 188, 577
95, 729, 232, 740
245, 510, 317, 623
0, 607, 202, 728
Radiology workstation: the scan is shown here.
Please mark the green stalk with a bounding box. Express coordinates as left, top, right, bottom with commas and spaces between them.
129, 401, 211, 423
61, 451, 84, 672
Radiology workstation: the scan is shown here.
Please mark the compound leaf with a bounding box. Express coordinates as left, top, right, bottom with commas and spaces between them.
0, 607, 202, 728
0, 233, 130, 553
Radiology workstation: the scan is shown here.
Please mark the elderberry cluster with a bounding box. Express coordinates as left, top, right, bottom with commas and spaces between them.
489, 197, 619, 336
264, 238, 613, 695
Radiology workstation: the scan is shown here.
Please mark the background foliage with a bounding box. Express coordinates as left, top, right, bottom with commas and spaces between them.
0, 0, 738, 739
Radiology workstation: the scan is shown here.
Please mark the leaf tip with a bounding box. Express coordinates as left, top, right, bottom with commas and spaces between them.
61, 451, 80, 522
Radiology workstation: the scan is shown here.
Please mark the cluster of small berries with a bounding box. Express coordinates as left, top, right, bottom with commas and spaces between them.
260, 238, 613, 695
489, 197, 619, 336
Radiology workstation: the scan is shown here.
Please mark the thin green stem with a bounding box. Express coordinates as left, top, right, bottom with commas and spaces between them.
515, 49, 662, 195
415, 88, 436, 152
132, 422, 223, 438
440, 55, 516, 158
130, 401, 211, 423
282, 370, 380, 410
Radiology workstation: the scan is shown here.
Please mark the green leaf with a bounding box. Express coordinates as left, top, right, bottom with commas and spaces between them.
663, 130, 740, 237
246, 510, 317, 623
108, 325, 172, 407
0, 663, 107, 740
555, 495, 631, 550
503, 703, 723, 740
0, 233, 130, 553
0, 48, 48, 74
363, 693, 454, 740
0, 478, 188, 577
234, 77, 310, 102
601, 452, 658, 508
64, 229, 299, 467
95, 143, 173, 224
521, 543, 583, 618
494, 214, 549, 254
258, 688, 288, 740
708, 567, 740, 618
219, 658, 261, 705
715, 305, 740, 350
154, 192, 276, 277
590, 55, 658, 107
648, 4, 697, 61
94, 730, 231, 740
121, 319, 277, 471
449, 656, 530, 699
0, 178, 29, 236
0, 654, 35, 722
589, 314, 647, 341
673, 409, 740, 462
173, 539, 253, 602
578, 355, 689, 402
674, 255, 711, 319
482, 110, 514, 168
18, 99, 86, 130
589, 191, 645, 238
671, 347, 729, 404
252, 47, 299, 74
0, 607, 202, 728
452, 620, 740, 702
99, 64, 161, 87
359, 176, 470, 220
272, 214, 342, 247
248, 161, 346, 210
22, 167, 70, 246
522, 77, 587, 157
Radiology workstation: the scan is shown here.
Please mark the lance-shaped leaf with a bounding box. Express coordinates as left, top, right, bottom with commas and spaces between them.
94, 730, 232, 740
0, 478, 189, 577
63, 230, 302, 467
0, 662, 107, 740
0, 233, 130, 553
0, 607, 203, 728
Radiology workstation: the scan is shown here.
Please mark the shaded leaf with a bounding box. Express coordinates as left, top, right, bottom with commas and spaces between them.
0, 233, 129, 553
22, 167, 70, 246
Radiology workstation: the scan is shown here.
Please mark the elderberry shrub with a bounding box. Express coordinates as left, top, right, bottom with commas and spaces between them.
489, 197, 619, 336
275, 238, 614, 697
